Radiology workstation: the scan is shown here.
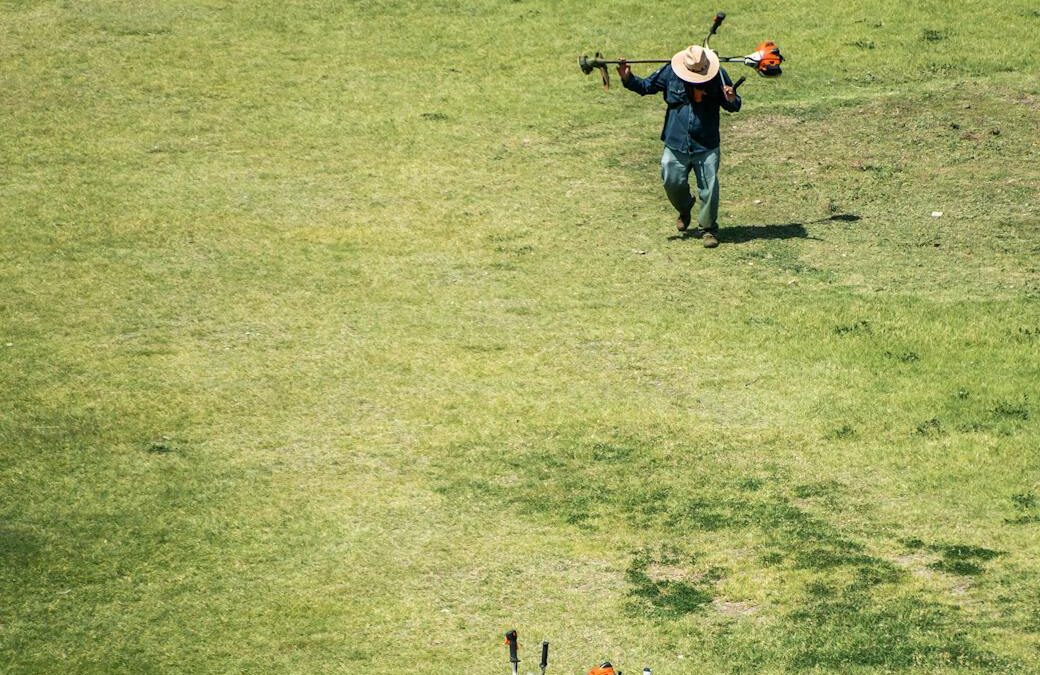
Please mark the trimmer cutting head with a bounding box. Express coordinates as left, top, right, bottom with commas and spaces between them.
578, 52, 611, 89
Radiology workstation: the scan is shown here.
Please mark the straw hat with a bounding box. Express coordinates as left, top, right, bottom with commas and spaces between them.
671, 45, 720, 84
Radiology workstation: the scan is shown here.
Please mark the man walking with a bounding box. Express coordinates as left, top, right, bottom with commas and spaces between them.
619, 45, 741, 248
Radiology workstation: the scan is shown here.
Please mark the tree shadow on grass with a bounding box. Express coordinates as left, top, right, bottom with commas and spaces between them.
0, 525, 41, 567
666, 214, 860, 244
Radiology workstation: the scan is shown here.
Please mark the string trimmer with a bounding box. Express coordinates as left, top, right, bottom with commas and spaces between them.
578, 12, 783, 90
504, 629, 651, 675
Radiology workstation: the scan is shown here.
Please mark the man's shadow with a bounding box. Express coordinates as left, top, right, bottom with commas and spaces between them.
666, 214, 860, 243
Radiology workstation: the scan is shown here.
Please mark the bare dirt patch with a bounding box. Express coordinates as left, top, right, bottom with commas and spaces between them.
713, 598, 759, 617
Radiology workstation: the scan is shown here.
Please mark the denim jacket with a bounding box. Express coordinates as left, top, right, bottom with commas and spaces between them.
623, 64, 741, 153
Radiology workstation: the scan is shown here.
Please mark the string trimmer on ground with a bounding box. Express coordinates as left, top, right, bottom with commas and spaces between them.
505, 629, 651, 675
579, 12, 783, 91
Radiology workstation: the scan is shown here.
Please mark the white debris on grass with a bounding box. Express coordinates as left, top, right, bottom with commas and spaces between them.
931, 211, 943, 217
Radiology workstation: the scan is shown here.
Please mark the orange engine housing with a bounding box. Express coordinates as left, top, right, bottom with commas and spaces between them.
754, 41, 783, 73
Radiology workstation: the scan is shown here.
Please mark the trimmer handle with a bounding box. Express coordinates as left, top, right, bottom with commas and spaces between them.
733, 75, 746, 90
704, 11, 726, 48
710, 12, 726, 35
505, 630, 519, 665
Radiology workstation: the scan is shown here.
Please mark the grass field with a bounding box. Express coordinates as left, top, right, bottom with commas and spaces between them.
2, 0, 1039, 672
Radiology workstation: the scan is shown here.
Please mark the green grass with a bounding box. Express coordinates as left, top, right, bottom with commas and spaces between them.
2, 0, 1039, 672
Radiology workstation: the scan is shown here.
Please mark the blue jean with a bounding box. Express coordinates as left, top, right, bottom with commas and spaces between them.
661, 145, 721, 229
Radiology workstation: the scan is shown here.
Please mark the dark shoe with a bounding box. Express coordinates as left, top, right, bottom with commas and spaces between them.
676, 212, 691, 231
702, 229, 719, 248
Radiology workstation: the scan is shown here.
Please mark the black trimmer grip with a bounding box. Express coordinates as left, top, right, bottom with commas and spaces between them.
541, 641, 549, 669
733, 75, 746, 90
505, 630, 519, 664
710, 12, 726, 34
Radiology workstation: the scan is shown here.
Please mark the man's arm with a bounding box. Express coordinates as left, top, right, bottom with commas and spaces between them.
618, 60, 668, 95
719, 68, 742, 112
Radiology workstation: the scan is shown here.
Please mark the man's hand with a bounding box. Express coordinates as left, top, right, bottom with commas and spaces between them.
722, 83, 737, 102
617, 58, 631, 83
